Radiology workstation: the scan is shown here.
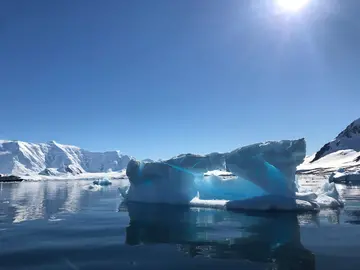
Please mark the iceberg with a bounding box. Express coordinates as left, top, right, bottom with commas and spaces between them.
329, 170, 360, 183
122, 139, 342, 211
92, 179, 112, 186
89, 178, 113, 190
296, 177, 344, 209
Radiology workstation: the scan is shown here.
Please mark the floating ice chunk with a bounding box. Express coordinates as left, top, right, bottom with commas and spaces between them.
295, 192, 318, 201
190, 197, 228, 209
122, 139, 321, 211
89, 179, 112, 190
319, 182, 341, 200
329, 170, 360, 183
225, 195, 319, 212
316, 181, 344, 207
92, 179, 112, 186
118, 186, 130, 199
315, 194, 342, 209
294, 181, 344, 209
88, 184, 101, 191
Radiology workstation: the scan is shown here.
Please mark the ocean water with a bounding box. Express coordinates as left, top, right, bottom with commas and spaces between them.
1, 177, 360, 270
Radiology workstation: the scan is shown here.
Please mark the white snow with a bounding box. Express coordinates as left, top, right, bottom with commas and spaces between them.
298, 150, 360, 173
190, 195, 318, 211
298, 118, 360, 174
21, 170, 127, 181
190, 196, 229, 209
318, 118, 360, 156
0, 140, 131, 176
204, 170, 234, 177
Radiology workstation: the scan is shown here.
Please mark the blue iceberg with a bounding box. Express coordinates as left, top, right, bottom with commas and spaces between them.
122, 139, 333, 211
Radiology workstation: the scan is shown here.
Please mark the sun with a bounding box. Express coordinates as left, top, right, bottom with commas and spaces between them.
275, 0, 310, 12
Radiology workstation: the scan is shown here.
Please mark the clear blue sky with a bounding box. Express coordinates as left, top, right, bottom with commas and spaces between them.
1, 0, 360, 160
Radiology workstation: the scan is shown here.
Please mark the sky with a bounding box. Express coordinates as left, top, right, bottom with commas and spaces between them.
1, 0, 360, 160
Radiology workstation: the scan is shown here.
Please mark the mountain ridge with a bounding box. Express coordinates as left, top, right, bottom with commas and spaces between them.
0, 140, 131, 175
310, 118, 360, 163
298, 117, 360, 174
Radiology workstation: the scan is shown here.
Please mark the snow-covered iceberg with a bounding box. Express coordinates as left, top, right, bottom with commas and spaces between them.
296, 178, 344, 209
121, 139, 343, 211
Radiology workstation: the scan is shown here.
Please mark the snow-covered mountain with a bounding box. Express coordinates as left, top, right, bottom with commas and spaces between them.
0, 140, 131, 176
298, 118, 360, 174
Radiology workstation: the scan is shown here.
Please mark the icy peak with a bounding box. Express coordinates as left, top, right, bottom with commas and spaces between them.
0, 140, 131, 175
336, 118, 360, 140
310, 117, 360, 163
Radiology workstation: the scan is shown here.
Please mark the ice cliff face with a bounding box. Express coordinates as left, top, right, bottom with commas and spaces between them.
0, 140, 131, 175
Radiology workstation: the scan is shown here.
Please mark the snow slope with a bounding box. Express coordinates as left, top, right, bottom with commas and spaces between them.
0, 140, 131, 176
298, 118, 360, 174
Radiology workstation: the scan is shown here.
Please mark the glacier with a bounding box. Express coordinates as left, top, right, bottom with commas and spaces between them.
0, 140, 131, 176
121, 139, 342, 211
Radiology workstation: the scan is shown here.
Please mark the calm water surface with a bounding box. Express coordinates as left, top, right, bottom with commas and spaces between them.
1, 177, 360, 270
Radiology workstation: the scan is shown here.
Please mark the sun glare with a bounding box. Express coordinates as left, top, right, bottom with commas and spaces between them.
275, 0, 310, 12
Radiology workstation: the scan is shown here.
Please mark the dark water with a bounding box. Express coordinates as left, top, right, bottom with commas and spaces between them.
1, 179, 360, 270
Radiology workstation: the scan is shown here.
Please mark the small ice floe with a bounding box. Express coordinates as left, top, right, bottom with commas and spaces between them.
88, 178, 112, 190
329, 169, 360, 184
48, 215, 63, 222
296, 181, 344, 209
92, 179, 112, 186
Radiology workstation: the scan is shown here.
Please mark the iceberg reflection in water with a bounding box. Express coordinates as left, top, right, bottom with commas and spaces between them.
122, 202, 315, 269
